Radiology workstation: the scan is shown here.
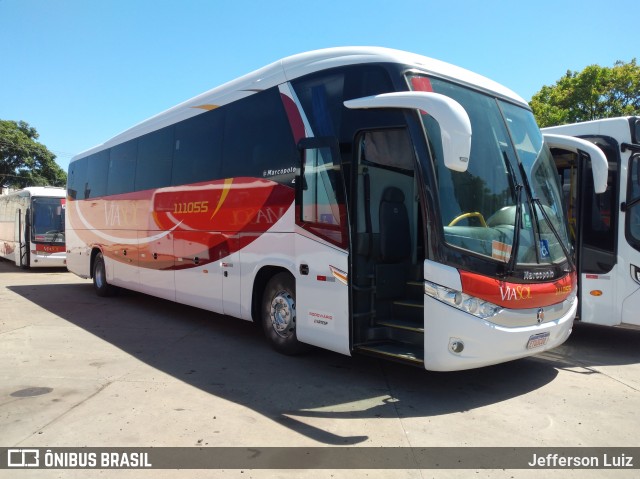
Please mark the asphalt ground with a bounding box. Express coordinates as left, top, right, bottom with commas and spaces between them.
1, 259, 639, 478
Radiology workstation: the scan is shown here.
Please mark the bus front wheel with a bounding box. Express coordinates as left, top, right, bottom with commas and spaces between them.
261, 272, 307, 355
93, 252, 117, 297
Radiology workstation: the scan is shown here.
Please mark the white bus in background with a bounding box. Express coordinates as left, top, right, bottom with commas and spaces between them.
543, 117, 640, 328
0, 186, 67, 268
66, 47, 606, 371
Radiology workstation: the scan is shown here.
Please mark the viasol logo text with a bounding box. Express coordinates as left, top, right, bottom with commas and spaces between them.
499, 285, 532, 301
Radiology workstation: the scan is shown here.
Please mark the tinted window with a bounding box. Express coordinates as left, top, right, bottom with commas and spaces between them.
221, 88, 298, 184
67, 157, 88, 200
86, 150, 109, 198
627, 154, 640, 252
172, 109, 224, 186
108, 140, 137, 195
136, 126, 174, 191
292, 65, 396, 143
578, 137, 618, 273
582, 163, 616, 251
294, 73, 344, 137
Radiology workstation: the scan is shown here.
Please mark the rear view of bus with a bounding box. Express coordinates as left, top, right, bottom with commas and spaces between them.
0, 187, 66, 268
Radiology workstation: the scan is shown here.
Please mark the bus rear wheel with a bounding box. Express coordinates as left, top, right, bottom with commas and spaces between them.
261, 272, 307, 355
93, 252, 117, 297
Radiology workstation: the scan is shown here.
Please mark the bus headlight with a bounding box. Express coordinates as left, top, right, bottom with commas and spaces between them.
424, 280, 503, 320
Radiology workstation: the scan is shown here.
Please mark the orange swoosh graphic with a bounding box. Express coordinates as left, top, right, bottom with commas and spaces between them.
210, 178, 233, 220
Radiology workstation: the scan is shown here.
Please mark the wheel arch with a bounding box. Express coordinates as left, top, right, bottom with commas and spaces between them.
251, 265, 295, 323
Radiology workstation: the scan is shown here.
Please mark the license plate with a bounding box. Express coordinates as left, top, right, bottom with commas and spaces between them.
526, 332, 550, 350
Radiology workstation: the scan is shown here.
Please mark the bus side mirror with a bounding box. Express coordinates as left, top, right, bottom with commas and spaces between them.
543, 133, 609, 194
344, 92, 472, 172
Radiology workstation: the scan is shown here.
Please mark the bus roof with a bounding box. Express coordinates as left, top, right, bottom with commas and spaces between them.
72, 47, 528, 161
542, 116, 637, 144
1, 186, 66, 199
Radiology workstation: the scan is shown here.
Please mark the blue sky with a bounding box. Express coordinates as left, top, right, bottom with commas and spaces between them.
1, 0, 637, 172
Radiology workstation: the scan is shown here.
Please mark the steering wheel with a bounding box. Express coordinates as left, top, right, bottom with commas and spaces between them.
448, 212, 488, 227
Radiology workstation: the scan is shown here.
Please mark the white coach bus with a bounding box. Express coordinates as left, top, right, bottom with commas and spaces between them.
543, 117, 640, 328
66, 47, 607, 371
0, 186, 66, 268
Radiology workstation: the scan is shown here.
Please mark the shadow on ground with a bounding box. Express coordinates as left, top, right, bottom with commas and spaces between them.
7, 267, 637, 444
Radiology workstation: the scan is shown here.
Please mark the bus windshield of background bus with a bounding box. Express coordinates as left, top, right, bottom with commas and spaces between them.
31, 197, 65, 244
408, 74, 570, 267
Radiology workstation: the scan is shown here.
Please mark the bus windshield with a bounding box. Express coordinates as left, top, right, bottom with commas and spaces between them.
409, 75, 570, 271
500, 101, 571, 265
31, 197, 65, 244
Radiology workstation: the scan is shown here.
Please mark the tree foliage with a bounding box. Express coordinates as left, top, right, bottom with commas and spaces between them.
0, 119, 67, 189
530, 59, 640, 128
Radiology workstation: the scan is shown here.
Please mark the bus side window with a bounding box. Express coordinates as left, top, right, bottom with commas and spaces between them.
580, 157, 617, 273
86, 150, 109, 198
68, 157, 88, 200
221, 87, 298, 183
172, 109, 223, 186
297, 138, 347, 249
627, 155, 640, 250
136, 126, 174, 191
108, 141, 137, 196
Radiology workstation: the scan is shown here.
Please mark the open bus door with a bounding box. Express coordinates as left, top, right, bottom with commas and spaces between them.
544, 134, 612, 323
294, 137, 351, 355
13, 208, 29, 268
623, 151, 640, 325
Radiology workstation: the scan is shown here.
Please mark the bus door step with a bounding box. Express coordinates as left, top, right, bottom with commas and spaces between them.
392, 299, 423, 322
375, 318, 424, 333
355, 342, 424, 366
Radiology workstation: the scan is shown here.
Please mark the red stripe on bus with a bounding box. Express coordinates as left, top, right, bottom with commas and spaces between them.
68, 178, 294, 271
459, 270, 576, 309
35, 244, 65, 253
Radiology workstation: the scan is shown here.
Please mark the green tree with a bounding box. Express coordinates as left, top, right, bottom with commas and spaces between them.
0, 120, 67, 188
530, 59, 640, 128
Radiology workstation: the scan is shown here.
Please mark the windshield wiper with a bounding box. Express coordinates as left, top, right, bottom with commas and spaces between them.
506, 184, 523, 277
41, 229, 64, 243
532, 198, 576, 273
503, 152, 522, 278
622, 196, 640, 212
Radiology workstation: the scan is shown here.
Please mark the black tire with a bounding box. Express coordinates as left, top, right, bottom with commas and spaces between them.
18, 241, 29, 269
261, 272, 307, 355
93, 252, 117, 297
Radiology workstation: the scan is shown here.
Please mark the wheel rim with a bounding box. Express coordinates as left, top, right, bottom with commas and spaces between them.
269, 290, 295, 338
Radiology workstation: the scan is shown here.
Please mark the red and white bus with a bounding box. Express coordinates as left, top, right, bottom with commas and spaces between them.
66, 47, 605, 371
0, 186, 66, 268
544, 117, 640, 328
